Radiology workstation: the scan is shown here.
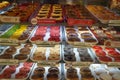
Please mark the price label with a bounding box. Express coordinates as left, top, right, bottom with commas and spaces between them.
66, 62, 91, 67
108, 62, 120, 67
37, 19, 56, 24
0, 16, 20, 23
109, 20, 120, 24
38, 61, 56, 66
0, 59, 18, 65
104, 40, 120, 48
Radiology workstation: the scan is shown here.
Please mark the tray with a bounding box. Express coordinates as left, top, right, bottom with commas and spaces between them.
0, 62, 35, 80
30, 44, 61, 63
29, 26, 63, 45
62, 44, 96, 65
29, 63, 62, 80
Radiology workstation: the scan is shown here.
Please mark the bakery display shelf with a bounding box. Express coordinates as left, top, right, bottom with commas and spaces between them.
29, 25, 63, 45
86, 5, 120, 24
64, 26, 98, 47
90, 45, 120, 67
29, 63, 62, 80
0, 62, 35, 80
0, 24, 34, 44
30, 44, 62, 63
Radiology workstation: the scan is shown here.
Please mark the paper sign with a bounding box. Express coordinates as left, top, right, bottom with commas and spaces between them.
0, 16, 20, 23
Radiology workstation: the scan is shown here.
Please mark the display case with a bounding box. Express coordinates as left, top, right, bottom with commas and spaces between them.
0, 0, 120, 80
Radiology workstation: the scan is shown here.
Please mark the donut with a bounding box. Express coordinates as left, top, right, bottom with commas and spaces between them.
19, 67, 30, 74
14, 54, 28, 60
95, 50, 106, 57
98, 56, 112, 62
4, 46, 16, 54
32, 74, 44, 80
93, 46, 102, 50
23, 62, 33, 67
15, 72, 27, 79
48, 67, 59, 74
0, 54, 12, 59
47, 73, 58, 80
20, 47, 30, 55
105, 47, 115, 52
34, 67, 45, 75
108, 51, 120, 58
67, 67, 78, 79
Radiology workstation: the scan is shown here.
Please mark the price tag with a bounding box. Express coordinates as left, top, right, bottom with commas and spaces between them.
37, 19, 56, 24
38, 61, 56, 66
0, 59, 18, 65
0, 16, 20, 23
104, 40, 120, 48
109, 20, 120, 24
66, 62, 91, 67
108, 62, 120, 67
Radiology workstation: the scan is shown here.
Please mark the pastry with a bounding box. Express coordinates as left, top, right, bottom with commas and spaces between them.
0, 54, 12, 59
84, 38, 97, 42
99, 73, 112, 80
108, 51, 120, 58
112, 73, 120, 80
33, 52, 46, 60
3, 67, 16, 74
95, 50, 106, 57
32, 74, 44, 80
105, 47, 115, 52
4, 46, 16, 54
93, 46, 102, 50
19, 67, 30, 74
94, 68, 107, 75
20, 47, 30, 55
23, 62, 33, 67
14, 54, 28, 60
77, 48, 88, 53
48, 67, 59, 74
67, 67, 78, 80
81, 32, 92, 39
48, 54, 60, 60
15, 72, 27, 79
24, 43, 32, 47
99, 56, 112, 62
47, 73, 58, 80
34, 67, 45, 75
64, 44, 73, 53
80, 67, 91, 76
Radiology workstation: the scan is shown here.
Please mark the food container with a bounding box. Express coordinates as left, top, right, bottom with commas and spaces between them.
91, 46, 120, 65
13, 44, 35, 62
30, 44, 61, 63
29, 26, 62, 45
0, 62, 35, 80
30, 63, 62, 80
64, 64, 95, 80
62, 44, 96, 65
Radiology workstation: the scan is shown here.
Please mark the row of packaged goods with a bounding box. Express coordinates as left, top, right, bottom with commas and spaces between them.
0, 24, 120, 46
0, 2, 120, 24
0, 63, 120, 80
0, 44, 120, 64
